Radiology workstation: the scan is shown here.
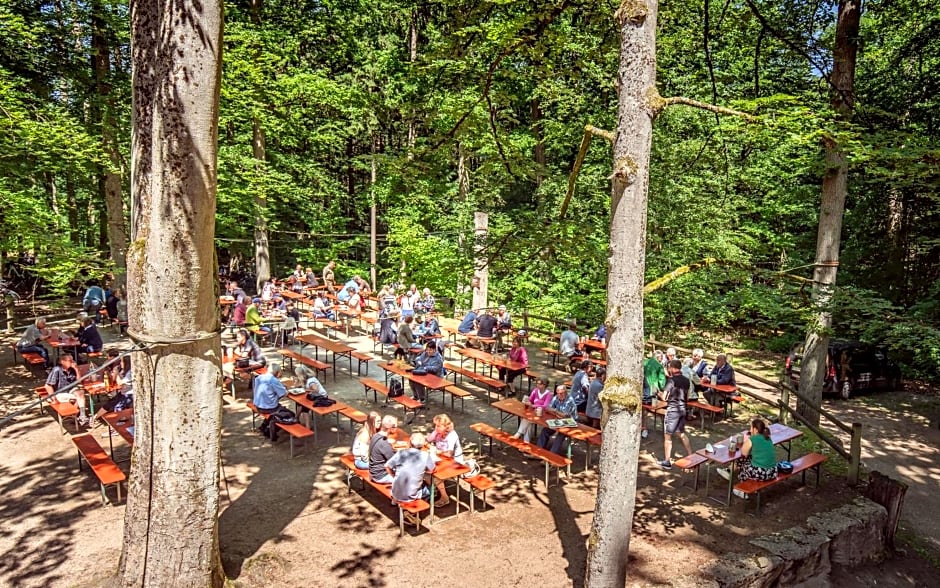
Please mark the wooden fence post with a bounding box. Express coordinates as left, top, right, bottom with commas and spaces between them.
848, 422, 862, 486
779, 385, 789, 425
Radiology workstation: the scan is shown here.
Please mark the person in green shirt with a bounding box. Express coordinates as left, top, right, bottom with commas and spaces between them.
641, 350, 666, 438
719, 418, 778, 499
245, 298, 271, 336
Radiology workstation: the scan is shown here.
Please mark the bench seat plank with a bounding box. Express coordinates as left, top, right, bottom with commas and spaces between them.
340, 454, 429, 536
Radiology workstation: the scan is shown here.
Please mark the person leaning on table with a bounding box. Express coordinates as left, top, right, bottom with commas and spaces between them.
17, 317, 52, 368
717, 418, 777, 500
385, 432, 436, 512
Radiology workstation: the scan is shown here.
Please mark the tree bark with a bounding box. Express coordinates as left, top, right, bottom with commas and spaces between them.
120, 1, 224, 586
797, 0, 860, 425
472, 212, 488, 310
92, 0, 128, 284
585, 3, 658, 586
253, 118, 271, 292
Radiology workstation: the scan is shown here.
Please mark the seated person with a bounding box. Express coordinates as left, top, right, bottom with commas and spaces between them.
369, 415, 399, 483
351, 411, 381, 469
337, 276, 360, 303
457, 308, 477, 335
16, 317, 52, 368
105, 288, 121, 320
513, 377, 552, 442
77, 316, 103, 356
261, 280, 276, 302
681, 358, 702, 400
232, 298, 248, 327
537, 384, 579, 455
396, 315, 424, 359
475, 309, 497, 340
558, 321, 583, 368
591, 324, 607, 343
224, 329, 266, 380
253, 363, 289, 440
569, 359, 594, 414
415, 288, 435, 313
45, 354, 88, 426
346, 287, 363, 311
705, 353, 736, 405
305, 267, 319, 288
426, 413, 464, 504
245, 298, 271, 336
718, 419, 777, 499
410, 341, 444, 403
385, 432, 436, 510
94, 351, 134, 426
585, 367, 606, 429
312, 291, 335, 320
418, 314, 441, 340
494, 305, 512, 349
497, 336, 528, 388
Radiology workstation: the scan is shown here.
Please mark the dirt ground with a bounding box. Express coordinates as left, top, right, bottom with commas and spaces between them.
1, 313, 937, 587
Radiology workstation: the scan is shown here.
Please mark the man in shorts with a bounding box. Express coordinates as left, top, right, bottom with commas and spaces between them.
658, 359, 693, 469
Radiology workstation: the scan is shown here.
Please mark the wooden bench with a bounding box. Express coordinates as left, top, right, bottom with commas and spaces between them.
278, 349, 330, 381
674, 453, 709, 490
642, 403, 667, 432
11, 344, 47, 368
444, 362, 510, 403
310, 317, 342, 338
246, 402, 314, 458
340, 453, 429, 536
72, 434, 126, 505
37, 387, 80, 433
338, 405, 368, 433
359, 377, 425, 421
350, 351, 373, 376
687, 400, 723, 430
470, 422, 571, 487
734, 452, 828, 514
443, 385, 471, 412
464, 475, 496, 513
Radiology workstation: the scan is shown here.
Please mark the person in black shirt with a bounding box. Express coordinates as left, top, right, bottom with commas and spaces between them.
369, 415, 399, 483
658, 359, 694, 469
475, 309, 497, 339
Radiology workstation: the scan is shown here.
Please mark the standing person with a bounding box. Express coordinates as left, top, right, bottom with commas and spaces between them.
718, 419, 777, 499
537, 384, 578, 455
496, 336, 528, 389
45, 354, 88, 426
369, 415, 399, 483
641, 350, 666, 439
416, 288, 435, 313
352, 411, 381, 469
585, 367, 606, 429
658, 359, 694, 469
82, 280, 107, 321
513, 377, 552, 442
322, 261, 336, 294
16, 317, 52, 368
253, 363, 289, 440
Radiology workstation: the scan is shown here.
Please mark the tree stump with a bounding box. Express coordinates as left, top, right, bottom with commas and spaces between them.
864, 470, 907, 549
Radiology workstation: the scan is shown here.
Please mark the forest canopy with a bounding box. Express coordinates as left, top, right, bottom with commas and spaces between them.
1, 0, 938, 378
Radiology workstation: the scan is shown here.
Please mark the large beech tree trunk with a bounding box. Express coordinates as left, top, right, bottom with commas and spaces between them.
797, 0, 860, 425
252, 119, 271, 292
92, 0, 128, 283
585, 3, 658, 586
120, 1, 224, 586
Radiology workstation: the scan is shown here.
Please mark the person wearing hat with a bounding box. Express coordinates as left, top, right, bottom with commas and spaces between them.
245, 298, 271, 336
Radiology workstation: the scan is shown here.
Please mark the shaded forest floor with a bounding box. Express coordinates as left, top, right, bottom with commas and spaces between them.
0, 304, 937, 586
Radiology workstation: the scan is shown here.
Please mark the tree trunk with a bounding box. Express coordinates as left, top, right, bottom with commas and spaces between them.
472, 212, 488, 310
253, 119, 271, 292
585, 4, 659, 586
797, 0, 860, 425
532, 97, 545, 186
370, 138, 377, 290
65, 173, 79, 243
120, 1, 224, 586
92, 0, 128, 284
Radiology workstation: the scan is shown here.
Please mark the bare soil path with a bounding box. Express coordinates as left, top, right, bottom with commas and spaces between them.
0, 320, 937, 586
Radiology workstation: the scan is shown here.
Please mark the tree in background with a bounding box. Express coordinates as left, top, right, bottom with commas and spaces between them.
119, 0, 224, 585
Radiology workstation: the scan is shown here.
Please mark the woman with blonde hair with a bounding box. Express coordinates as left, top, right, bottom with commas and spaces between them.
426, 413, 465, 507
352, 411, 381, 469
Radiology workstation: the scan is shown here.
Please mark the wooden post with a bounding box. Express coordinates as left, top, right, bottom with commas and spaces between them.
369, 141, 377, 290
865, 470, 908, 549
472, 212, 488, 311
848, 421, 862, 486
779, 385, 790, 425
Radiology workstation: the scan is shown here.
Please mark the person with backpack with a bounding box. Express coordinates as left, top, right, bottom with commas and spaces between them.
253, 363, 289, 440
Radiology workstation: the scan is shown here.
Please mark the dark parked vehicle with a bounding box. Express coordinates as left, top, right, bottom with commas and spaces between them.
785, 341, 902, 400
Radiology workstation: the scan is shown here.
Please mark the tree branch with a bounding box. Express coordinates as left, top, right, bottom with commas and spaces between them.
660, 96, 757, 121
559, 125, 614, 219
